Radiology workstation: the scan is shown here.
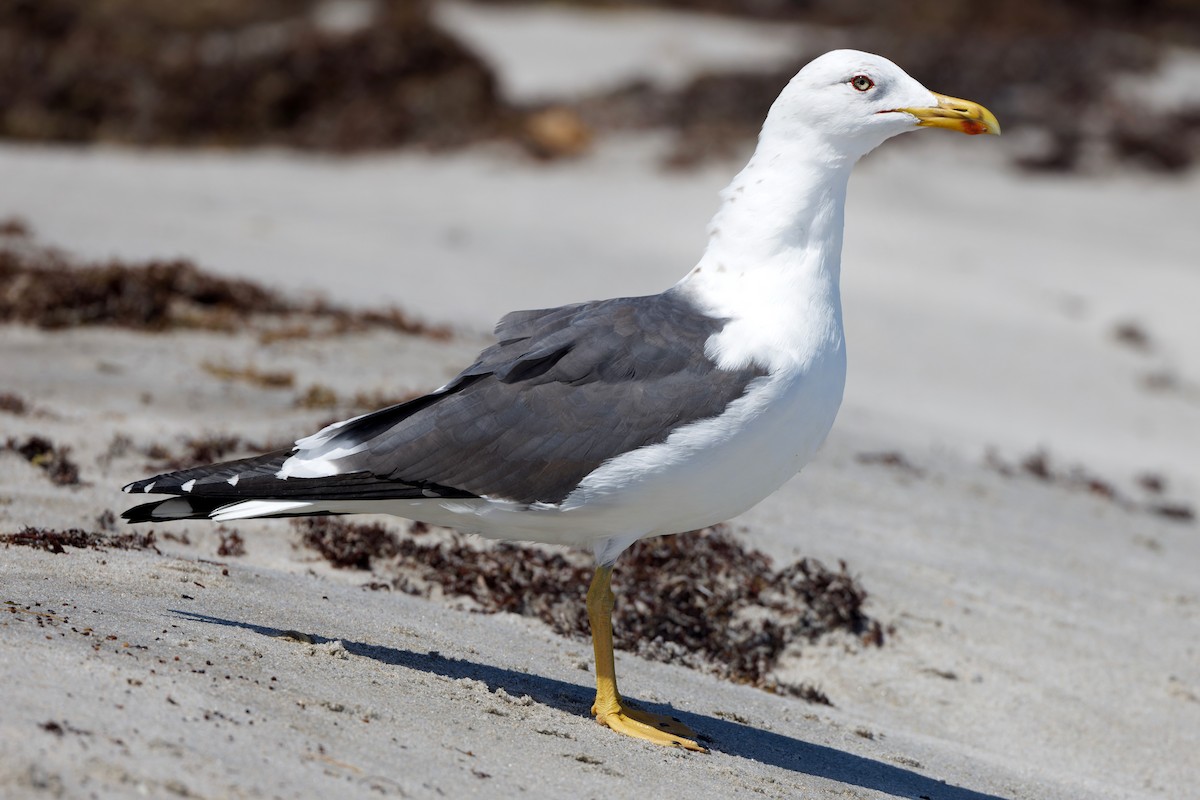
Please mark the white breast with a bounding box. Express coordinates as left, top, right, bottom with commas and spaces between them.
559, 340, 847, 537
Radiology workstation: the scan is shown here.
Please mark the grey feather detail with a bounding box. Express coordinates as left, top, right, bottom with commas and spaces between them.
298, 289, 765, 505
120, 289, 765, 514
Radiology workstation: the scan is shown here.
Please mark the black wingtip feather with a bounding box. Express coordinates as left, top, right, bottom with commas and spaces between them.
122, 497, 228, 523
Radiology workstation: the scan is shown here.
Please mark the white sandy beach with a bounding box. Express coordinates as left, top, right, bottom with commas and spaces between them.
2, 3, 1199, 798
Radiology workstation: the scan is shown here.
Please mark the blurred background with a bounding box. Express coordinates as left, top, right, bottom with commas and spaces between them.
2, 0, 1200, 171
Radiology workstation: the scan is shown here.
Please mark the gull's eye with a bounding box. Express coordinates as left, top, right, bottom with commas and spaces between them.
851, 75, 874, 92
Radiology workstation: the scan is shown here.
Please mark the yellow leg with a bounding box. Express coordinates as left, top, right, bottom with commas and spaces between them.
586, 565, 707, 752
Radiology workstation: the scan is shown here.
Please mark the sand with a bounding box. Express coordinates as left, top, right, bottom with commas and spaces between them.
2, 3, 1199, 798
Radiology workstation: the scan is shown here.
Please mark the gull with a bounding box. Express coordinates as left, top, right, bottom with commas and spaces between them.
123, 49, 998, 752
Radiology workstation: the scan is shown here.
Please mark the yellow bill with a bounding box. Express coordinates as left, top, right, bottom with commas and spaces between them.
897, 93, 1001, 136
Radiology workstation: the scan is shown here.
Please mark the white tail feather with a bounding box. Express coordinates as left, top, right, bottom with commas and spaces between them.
211, 499, 316, 522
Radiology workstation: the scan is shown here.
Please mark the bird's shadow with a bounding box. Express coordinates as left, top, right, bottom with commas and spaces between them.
173, 609, 1010, 800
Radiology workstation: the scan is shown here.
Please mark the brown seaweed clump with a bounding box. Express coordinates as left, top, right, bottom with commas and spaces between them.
0, 227, 449, 338
985, 448, 1195, 524
298, 517, 401, 571
0, 0, 504, 151
217, 528, 247, 557
4, 436, 82, 486
0, 392, 28, 415
0, 248, 285, 332
141, 434, 279, 473
0, 526, 157, 554
296, 518, 882, 694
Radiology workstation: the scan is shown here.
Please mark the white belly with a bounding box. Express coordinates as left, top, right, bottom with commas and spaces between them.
564, 344, 847, 536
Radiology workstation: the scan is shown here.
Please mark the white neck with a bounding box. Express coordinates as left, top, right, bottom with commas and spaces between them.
675, 129, 856, 373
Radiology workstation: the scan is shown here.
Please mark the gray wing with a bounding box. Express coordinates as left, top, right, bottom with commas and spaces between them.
312, 288, 766, 504
124, 288, 765, 510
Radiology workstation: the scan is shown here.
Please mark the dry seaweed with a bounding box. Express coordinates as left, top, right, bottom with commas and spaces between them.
0, 216, 30, 237
141, 433, 282, 472
294, 384, 341, 410
1137, 473, 1167, 495
256, 310, 452, 344
0, 230, 449, 337
0, 392, 28, 415
856, 451, 924, 477
217, 528, 246, 557
296, 518, 881, 694
201, 361, 295, 390
0, 246, 287, 331
780, 683, 832, 705
4, 435, 82, 486
341, 307, 453, 340
297, 517, 400, 570
985, 448, 1195, 524
0, 0, 505, 152
296, 384, 424, 413
1113, 321, 1154, 353
1, 526, 158, 554
1147, 504, 1196, 522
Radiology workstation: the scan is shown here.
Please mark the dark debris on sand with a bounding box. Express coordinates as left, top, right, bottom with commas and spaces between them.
1, 526, 158, 554
217, 528, 247, 558
0, 216, 31, 237
141, 433, 285, 473
0, 392, 28, 415
0, 226, 449, 338
986, 448, 1195, 524
0, 0, 504, 152
4, 435, 82, 486
856, 450, 925, 477
298, 517, 400, 571
0, 242, 286, 332
296, 518, 882, 696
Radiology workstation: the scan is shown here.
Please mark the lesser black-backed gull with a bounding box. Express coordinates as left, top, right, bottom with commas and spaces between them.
123, 49, 998, 751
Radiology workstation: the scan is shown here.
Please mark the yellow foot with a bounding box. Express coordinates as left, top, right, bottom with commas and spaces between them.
592, 700, 708, 752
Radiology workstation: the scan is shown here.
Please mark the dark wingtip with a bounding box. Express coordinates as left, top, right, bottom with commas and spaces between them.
121, 497, 224, 523
122, 475, 165, 495
121, 500, 163, 523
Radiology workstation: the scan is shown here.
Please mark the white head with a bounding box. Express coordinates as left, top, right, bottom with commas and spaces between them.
682, 48, 998, 326
763, 49, 999, 162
